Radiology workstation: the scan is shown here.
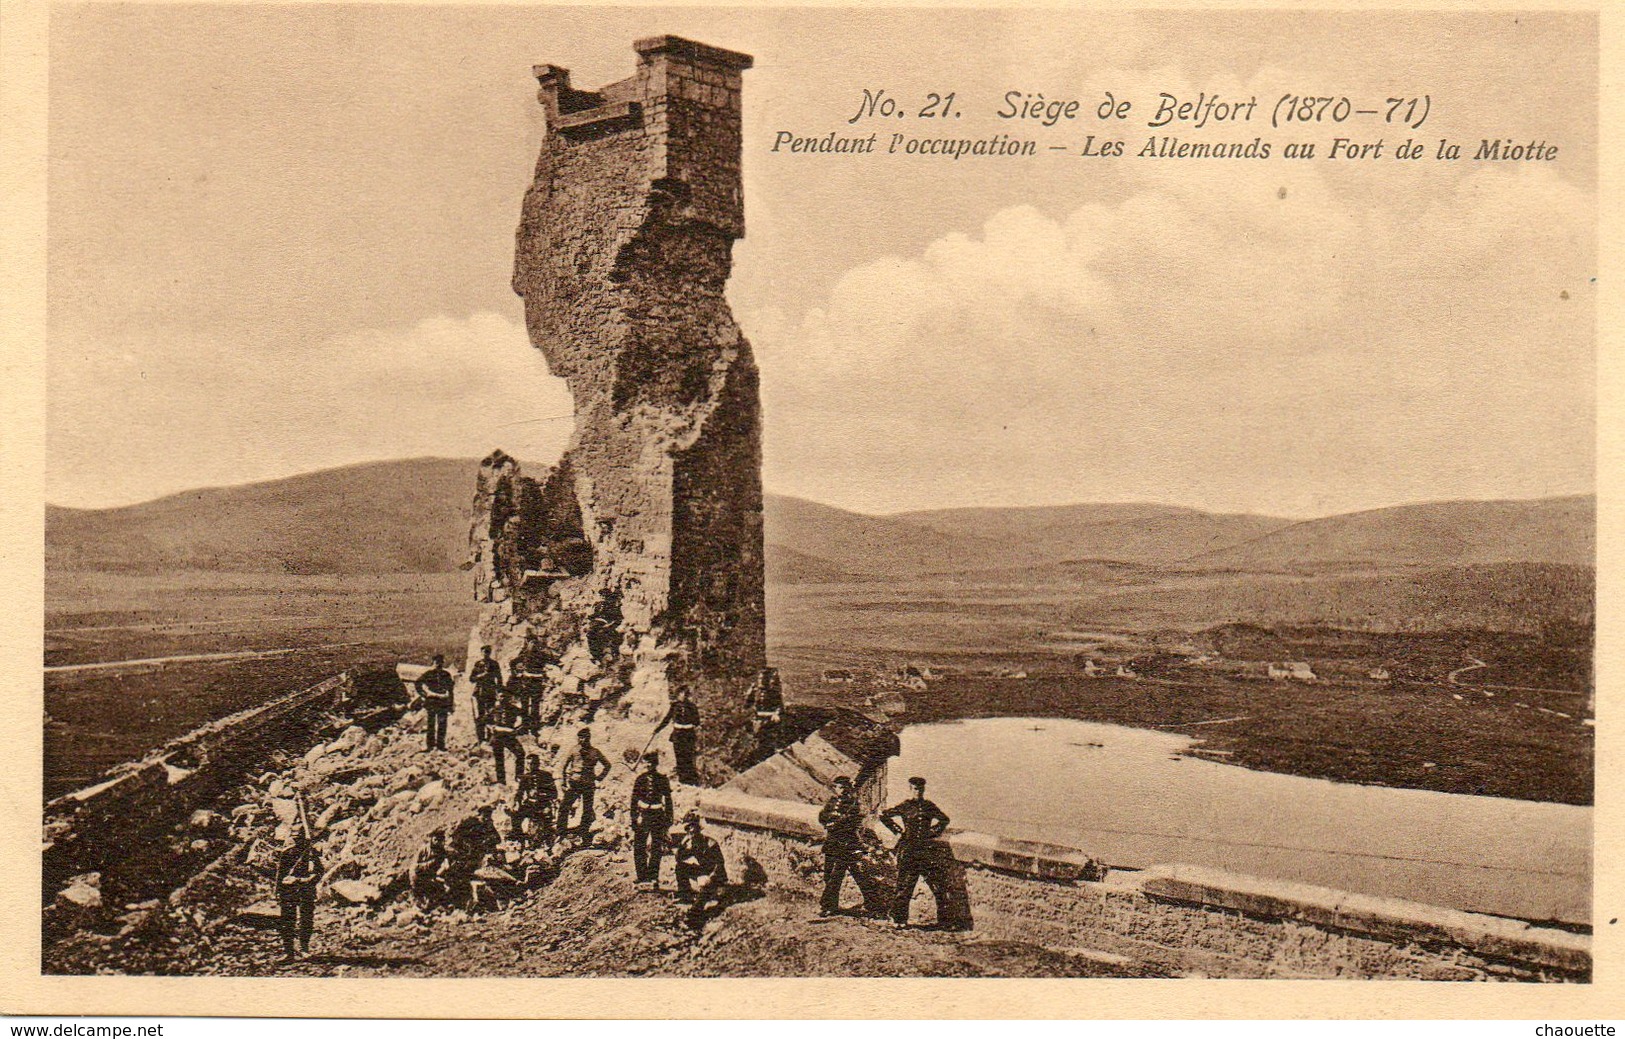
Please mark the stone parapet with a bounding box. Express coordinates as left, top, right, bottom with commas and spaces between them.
694, 789, 1590, 980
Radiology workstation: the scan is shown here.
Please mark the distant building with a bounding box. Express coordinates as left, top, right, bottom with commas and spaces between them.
821, 668, 858, 685
1368, 667, 1392, 682
1082, 660, 1107, 678
1115, 664, 1138, 679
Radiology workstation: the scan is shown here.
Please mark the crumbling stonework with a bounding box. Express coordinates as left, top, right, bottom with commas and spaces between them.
470, 37, 764, 778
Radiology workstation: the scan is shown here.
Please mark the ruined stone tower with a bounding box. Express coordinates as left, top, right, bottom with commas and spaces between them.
469, 37, 764, 778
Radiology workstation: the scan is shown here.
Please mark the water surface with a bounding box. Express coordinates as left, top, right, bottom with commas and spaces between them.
889, 717, 1589, 925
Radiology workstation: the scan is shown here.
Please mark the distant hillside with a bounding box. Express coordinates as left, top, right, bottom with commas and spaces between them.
897, 503, 1293, 567
47, 458, 1595, 579
762, 544, 865, 584
762, 495, 1033, 578
1189, 496, 1595, 570
47, 458, 478, 575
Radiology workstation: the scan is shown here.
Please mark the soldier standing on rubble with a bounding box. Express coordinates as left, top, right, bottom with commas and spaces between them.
629, 751, 675, 889
510, 660, 547, 733
652, 686, 702, 785
468, 645, 504, 741
880, 776, 956, 929
556, 727, 612, 840
414, 654, 455, 752
487, 685, 525, 785
818, 775, 884, 917
275, 821, 322, 960
746, 666, 785, 738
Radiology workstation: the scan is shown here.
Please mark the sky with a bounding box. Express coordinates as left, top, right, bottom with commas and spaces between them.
46, 7, 1597, 517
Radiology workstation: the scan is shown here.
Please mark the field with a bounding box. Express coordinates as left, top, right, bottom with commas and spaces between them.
44, 571, 477, 799
768, 567, 1594, 806
44, 560, 1593, 806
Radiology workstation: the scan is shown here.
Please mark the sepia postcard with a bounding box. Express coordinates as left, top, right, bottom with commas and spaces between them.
1, 0, 1620, 1020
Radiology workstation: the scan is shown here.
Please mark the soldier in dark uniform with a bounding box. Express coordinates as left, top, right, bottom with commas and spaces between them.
510, 659, 550, 733
486, 686, 525, 785
275, 826, 322, 959
653, 687, 702, 785
556, 727, 612, 839
468, 645, 503, 741
746, 666, 785, 737
818, 776, 885, 917
409, 830, 452, 910
880, 776, 961, 929
413, 654, 455, 752
448, 805, 502, 910
672, 812, 728, 908
509, 756, 557, 850
629, 751, 675, 889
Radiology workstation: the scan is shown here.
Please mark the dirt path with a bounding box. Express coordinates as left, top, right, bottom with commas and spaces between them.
45, 643, 361, 674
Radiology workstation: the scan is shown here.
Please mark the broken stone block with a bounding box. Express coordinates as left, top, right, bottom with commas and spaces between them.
269, 798, 299, 826
416, 780, 446, 805
329, 880, 383, 905
58, 872, 102, 909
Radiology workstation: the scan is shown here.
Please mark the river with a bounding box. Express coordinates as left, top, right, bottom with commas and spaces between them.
888, 717, 1589, 925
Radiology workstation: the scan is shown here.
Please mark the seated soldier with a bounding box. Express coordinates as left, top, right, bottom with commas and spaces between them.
448, 806, 502, 910
671, 812, 729, 909
509, 757, 558, 850
409, 830, 453, 910
470, 850, 522, 911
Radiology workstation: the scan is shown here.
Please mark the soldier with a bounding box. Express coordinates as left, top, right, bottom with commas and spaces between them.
510, 663, 548, 733
486, 686, 525, 785
818, 775, 884, 917
880, 776, 956, 929
509, 756, 558, 850
275, 824, 322, 960
468, 645, 504, 742
409, 830, 452, 910
629, 751, 675, 889
653, 687, 702, 785
672, 811, 728, 909
413, 654, 455, 752
556, 727, 612, 840
746, 666, 785, 736
448, 805, 502, 910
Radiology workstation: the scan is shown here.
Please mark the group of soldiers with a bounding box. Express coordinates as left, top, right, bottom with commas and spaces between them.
403, 648, 743, 914
412, 648, 732, 790
820, 774, 969, 930
269, 653, 961, 960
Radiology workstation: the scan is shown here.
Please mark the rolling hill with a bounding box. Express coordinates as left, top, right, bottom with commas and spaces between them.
45, 458, 1595, 579
897, 503, 1294, 567
1187, 495, 1596, 570
46, 457, 479, 575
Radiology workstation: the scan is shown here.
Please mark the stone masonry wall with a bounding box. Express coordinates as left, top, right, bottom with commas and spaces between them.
697, 791, 1589, 982
471, 37, 763, 778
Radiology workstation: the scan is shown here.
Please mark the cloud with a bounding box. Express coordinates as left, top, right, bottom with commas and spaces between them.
746, 157, 1594, 517
48, 311, 573, 507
